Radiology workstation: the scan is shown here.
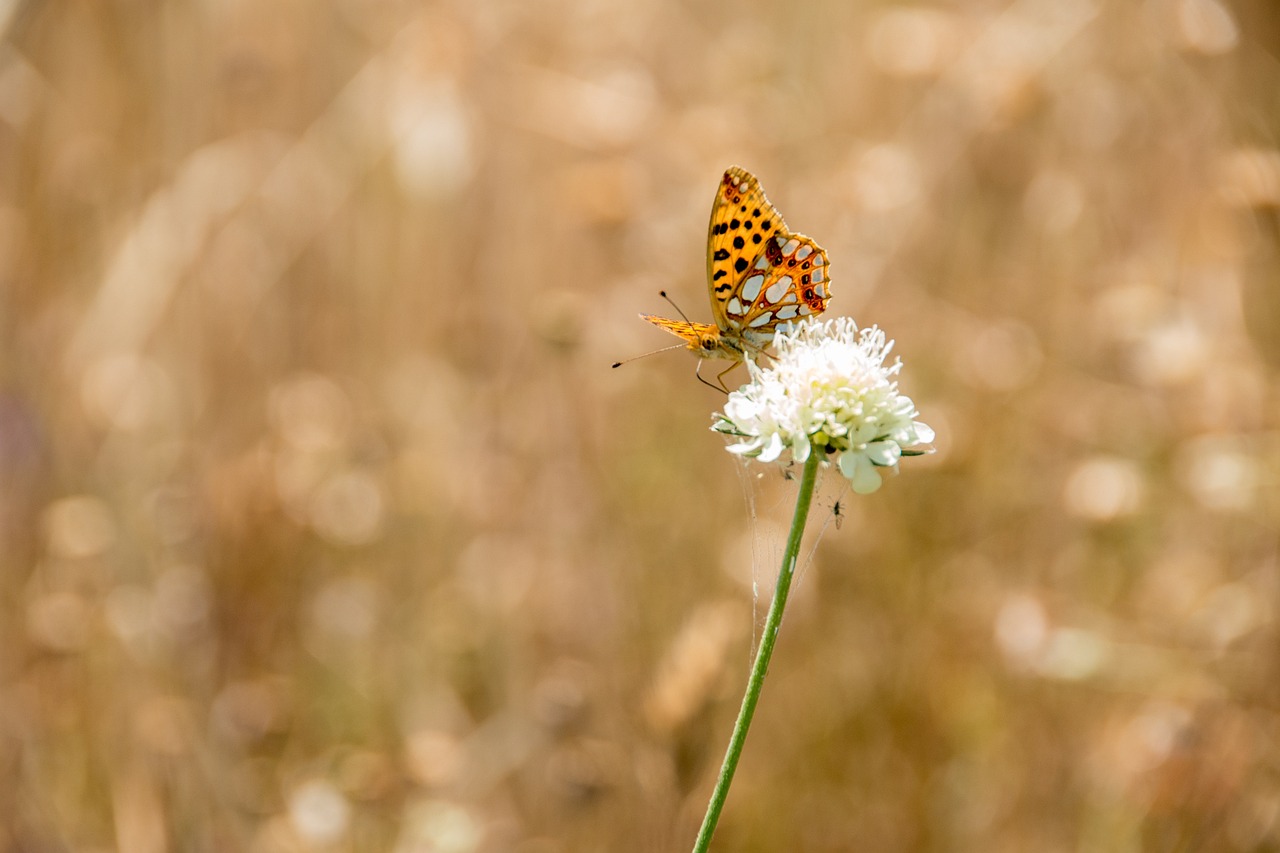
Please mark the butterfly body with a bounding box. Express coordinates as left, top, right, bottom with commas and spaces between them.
642, 167, 831, 371
639, 317, 745, 361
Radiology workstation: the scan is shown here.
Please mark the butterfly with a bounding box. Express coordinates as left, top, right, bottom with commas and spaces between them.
641, 166, 831, 389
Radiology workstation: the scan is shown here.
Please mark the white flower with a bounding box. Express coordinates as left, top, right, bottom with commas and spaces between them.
712, 318, 934, 494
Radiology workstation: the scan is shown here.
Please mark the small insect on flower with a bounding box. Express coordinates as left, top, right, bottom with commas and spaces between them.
712, 317, 934, 494
613, 167, 832, 391
832, 499, 844, 529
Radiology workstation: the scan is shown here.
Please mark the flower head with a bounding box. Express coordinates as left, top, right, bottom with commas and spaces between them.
712, 318, 934, 494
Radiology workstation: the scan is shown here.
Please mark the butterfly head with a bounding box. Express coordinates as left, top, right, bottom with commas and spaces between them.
693, 327, 723, 356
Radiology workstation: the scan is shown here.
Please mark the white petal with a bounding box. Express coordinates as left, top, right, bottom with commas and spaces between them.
851, 462, 884, 494
838, 451, 860, 479
866, 441, 902, 467
758, 432, 785, 463
912, 421, 936, 443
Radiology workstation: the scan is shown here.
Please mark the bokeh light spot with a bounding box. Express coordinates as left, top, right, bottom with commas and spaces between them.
994, 593, 1049, 668
27, 592, 92, 652
852, 144, 921, 212
43, 495, 117, 559
270, 374, 352, 453
310, 469, 386, 546
1175, 435, 1257, 512
288, 779, 351, 845
867, 8, 959, 78
1063, 456, 1144, 521
1175, 0, 1239, 55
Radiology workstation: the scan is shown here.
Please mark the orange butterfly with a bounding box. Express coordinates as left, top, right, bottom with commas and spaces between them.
642, 166, 831, 388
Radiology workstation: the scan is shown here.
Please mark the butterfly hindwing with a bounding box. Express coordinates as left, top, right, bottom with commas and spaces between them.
726, 232, 831, 347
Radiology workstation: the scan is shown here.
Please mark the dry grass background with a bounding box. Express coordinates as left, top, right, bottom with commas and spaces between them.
3, 0, 1280, 850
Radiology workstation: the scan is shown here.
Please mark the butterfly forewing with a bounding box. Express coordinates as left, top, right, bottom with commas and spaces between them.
706, 167, 790, 332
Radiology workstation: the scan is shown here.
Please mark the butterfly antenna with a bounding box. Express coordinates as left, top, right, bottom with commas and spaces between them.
659, 290, 697, 326
611, 342, 687, 369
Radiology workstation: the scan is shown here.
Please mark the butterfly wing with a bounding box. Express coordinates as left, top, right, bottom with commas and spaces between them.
641, 314, 718, 350
641, 315, 713, 344
705, 167, 832, 346
706, 167, 788, 331
730, 232, 831, 348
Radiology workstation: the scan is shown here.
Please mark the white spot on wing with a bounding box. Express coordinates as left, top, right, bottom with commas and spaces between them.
799, 304, 813, 315
726, 297, 745, 315
796, 245, 813, 261
741, 274, 765, 303
754, 255, 770, 270
748, 311, 774, 328
775, 305, 799, 320
813, 255, 824, 266
782, 238, 800, 255
812, 269, 824, 283
765, 276, 792, 304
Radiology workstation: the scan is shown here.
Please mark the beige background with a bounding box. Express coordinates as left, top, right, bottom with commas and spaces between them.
2, 1, 1280, 850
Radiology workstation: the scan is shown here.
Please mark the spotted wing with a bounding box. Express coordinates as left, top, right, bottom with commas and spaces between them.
705, 167, 790, 331
706, 167, 832, 345
724, 232, 831, 348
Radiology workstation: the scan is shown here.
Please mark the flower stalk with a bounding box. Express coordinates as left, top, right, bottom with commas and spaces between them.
690, 317, 932, 849
691, 446, 822, 853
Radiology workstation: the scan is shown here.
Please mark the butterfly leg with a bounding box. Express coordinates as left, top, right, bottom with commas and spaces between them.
694, 360, 730, 395
713, 362, 741, 393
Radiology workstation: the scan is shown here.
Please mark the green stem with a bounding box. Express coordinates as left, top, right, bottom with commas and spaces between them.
691, 447, 822, 852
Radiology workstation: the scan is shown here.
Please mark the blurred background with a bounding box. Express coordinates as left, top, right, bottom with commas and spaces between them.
3, 0, 1280, 850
